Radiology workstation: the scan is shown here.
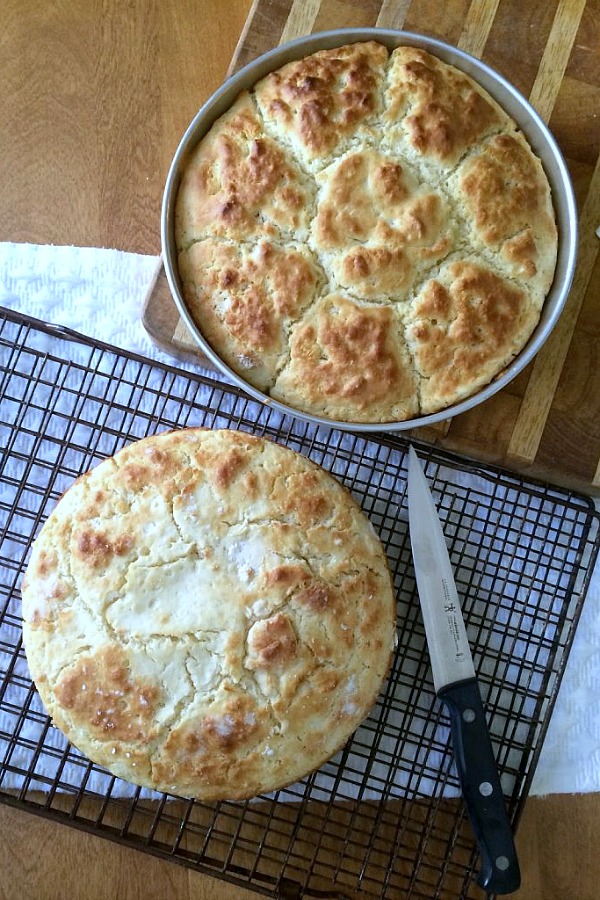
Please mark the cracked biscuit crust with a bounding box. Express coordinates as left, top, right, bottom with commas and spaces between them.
21, 428, 396, 800
254, 41, 389, 171
405, 261, 540, 412
178, 238, 321, 390
271, 293, 419, 422
175, 43, 558, 421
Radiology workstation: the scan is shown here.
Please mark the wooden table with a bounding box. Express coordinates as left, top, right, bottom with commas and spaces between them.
0, 2, 598, 898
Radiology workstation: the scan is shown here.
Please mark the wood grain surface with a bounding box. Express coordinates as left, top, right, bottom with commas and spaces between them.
141, 0, 600, 496
1, 791, 599, 900
1, 2, 600, 899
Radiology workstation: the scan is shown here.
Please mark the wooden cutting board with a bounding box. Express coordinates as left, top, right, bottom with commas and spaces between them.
142, 0, 600, 495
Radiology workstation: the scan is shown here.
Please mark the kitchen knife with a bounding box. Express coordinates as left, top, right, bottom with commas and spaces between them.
407, 446, 521, 895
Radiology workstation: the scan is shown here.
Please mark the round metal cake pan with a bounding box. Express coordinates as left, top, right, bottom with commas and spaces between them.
161, 28, 578, 434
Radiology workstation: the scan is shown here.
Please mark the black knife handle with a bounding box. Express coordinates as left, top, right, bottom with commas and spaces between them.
437, 678, 521, 895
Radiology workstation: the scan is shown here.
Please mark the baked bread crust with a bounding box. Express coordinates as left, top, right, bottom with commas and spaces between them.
175, 43, 558, 421
271, 293, 419, 421
383, 46, 510, 170
254, 41, 389, 170
176, 91, 315, 246
21, 429, 396, 800
405, 261, 540, 411
178, 238, 321, 390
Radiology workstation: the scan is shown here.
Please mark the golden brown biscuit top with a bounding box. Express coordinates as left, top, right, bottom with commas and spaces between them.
384, 47, 508, 168
176, 92, 314, 246
271, 294, 419, 422
312, 151, 445, 249
255, 41, 388, 169
22, 429, 396, 801
312, 149, 454, 301
453, 132, 558, 300
405, 261, 540, 412
178, 238, 321, 390
175, 43, 558, 422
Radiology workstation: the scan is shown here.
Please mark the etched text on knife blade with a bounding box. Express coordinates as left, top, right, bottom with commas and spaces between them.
441, 576, 468, 663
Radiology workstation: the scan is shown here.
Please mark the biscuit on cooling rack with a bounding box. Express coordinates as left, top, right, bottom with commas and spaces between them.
21, 428, 396, 800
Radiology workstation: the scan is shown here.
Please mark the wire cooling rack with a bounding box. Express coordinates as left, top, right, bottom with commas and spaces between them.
1, 308, 599, 899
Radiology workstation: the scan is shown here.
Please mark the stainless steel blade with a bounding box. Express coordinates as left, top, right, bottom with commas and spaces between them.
407, 446, 476, 693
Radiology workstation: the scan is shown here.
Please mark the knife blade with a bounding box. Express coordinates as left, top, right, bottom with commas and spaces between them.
407, 446, 521, 895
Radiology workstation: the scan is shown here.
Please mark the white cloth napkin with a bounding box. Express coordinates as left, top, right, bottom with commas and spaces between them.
1, 241, 599, 797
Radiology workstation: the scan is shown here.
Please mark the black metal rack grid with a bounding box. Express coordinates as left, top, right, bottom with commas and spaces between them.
1, 308, 599, 899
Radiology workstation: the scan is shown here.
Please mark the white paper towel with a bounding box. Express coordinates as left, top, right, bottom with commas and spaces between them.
1, 241, 599, 797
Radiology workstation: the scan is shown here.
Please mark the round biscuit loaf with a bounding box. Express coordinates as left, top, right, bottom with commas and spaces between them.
21, 428, 396, 800
176, 43, 558, 423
